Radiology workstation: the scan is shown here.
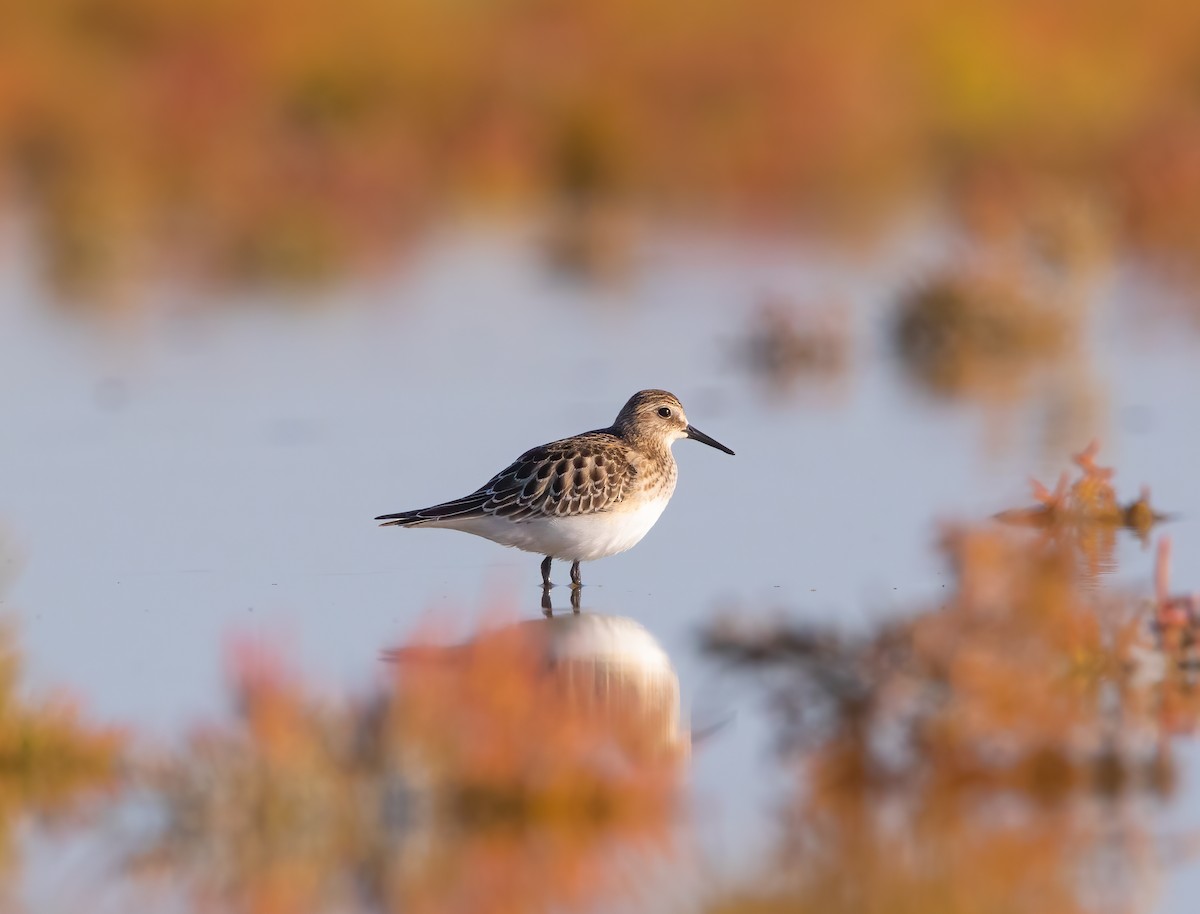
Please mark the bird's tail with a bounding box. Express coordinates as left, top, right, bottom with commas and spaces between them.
374, 510, 428, 527
375, 492, 490, 527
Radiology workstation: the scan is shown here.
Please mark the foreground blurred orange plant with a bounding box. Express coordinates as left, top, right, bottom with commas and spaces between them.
704, 516, 1181, 914
0, 624, 125, 883
140, 613, 684, 914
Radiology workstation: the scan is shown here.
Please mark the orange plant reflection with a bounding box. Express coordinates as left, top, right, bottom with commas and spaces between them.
0, 536, 124, 883
141, 612, 685, 914
0, 625, 124, 881
705, 501, 1184, 914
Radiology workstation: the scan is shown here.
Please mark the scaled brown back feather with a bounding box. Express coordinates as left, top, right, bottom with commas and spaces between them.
375, 431, 637, 526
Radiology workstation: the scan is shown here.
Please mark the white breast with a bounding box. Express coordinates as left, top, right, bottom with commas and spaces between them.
447, 495, 672, 562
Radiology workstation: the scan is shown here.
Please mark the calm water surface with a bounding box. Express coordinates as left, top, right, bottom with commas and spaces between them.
3, 224, 1200, 910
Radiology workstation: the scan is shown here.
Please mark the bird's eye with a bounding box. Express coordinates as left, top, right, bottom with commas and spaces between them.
658, 407, 672, 418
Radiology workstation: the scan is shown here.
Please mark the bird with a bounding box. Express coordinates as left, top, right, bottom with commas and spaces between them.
375, 389, 734, 590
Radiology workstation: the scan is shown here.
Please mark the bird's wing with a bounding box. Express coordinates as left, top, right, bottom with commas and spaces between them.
377, 432, 635, 526
482, 433, 636, 520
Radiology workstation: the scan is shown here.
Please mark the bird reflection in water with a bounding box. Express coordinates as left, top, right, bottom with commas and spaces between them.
385, 610, 686, 913
388, 609, 685, 766
542, 580, 582, 615
141, 610, 687, 914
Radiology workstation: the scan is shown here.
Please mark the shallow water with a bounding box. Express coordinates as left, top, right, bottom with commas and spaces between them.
3, 222, 1200, 910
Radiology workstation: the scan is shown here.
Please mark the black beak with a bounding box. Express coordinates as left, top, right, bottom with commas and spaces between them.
685, 425, 735, 455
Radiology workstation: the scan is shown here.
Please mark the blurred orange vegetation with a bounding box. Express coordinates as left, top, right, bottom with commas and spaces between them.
0, 625, 125, 879
997, 441, 1167, 575
705, 460, 1190, 913
141, 615, 683, 914
5, 0, 1200, 294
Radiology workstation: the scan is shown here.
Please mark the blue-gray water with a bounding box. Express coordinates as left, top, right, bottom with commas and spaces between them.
3, 222, 1200, 911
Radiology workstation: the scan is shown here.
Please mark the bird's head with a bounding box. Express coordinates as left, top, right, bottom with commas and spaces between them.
613, 389, 735, 454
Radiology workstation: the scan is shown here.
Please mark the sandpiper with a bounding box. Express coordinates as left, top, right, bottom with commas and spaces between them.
375, 389, 734, 589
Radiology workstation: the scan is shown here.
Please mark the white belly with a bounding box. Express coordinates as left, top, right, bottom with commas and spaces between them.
445, 497, 671, 562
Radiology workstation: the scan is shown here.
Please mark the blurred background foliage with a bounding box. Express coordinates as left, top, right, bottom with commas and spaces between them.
4, 0, 1200, 294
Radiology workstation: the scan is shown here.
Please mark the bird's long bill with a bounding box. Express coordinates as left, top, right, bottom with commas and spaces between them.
685, 425, 735, 455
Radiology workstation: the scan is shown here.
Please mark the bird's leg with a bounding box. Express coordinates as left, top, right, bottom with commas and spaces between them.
569, 561, 582, 588
541, 584, 554, 617
540, 556, 553, 588
570, 585, 581, 614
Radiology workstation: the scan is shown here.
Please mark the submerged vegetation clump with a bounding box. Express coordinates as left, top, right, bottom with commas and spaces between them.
893, 262, 1081, 402
736, 295, 851, 397
998, 441, 1166, 535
